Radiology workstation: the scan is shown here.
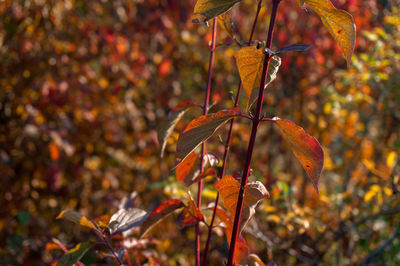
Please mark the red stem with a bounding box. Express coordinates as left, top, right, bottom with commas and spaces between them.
227, 1, 280, 265
196, 17, 217, 266
201, 2, 264, 265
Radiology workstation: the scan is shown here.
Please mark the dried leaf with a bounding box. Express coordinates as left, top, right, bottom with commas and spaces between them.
193, 0, 242, 24
56, 210, 96, 230
272, 117, 324, 193
303, 0, 356, 66
140, 199, 184, 238
214, 176, 269, 233
175, 109, 239, 166
109, 208, 148, 235
178, 191, 204, 227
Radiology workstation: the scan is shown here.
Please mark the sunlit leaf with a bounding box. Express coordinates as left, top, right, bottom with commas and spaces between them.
214, 176, 269, 233
109, 208, 148, 235
56, 210, 96, 230
272, 117, 324, 193
193, 0, 242, 24
158, 101, 201, 158
140, 199, 184, 238
175, 109, 239, 166
248, 55, 281, 110
176, 151, 198, 184
303, 0, 356, 66
235, 47, 281, 110
178, 191, 204, 227
58, 242, 92, 266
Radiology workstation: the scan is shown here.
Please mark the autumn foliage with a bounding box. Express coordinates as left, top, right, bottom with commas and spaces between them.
1, 0, 399, 265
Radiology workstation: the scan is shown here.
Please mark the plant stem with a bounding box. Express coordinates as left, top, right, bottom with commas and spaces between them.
202, 2, 263, 265
227, 1, 280, 265
196, 16, 217, 266
94, 229, 123, 265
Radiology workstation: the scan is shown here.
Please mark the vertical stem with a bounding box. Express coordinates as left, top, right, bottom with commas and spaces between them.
201, 2, 263, 265
227, 1, 280, 265
196, 17, 217, 266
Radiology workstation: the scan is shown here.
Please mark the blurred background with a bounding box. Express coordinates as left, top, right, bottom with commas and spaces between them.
0, 0, 399, 264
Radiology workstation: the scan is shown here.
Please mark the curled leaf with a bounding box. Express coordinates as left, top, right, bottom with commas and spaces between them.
272, 117, 324, 193
178, 191, 205, 227
175, 109, 239, 166
303, 0, 356, 66
214, 176, 269, 233
189, 168, 218, 186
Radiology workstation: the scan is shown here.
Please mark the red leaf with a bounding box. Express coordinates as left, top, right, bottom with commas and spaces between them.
140, 199, 184, 238
272, 117, 324, 193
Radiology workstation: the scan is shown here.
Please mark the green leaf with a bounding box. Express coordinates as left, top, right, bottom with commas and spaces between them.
193, 0, 242, 24
175, 109, 239, 166
272, 117, 324, 193
58, 242, 92, 266
303, 0, 356, 66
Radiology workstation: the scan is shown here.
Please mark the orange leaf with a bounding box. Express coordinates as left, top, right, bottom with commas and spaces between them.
212, 205, 249, 264
176, 151, 198, 184
214, 176, 269, 233
49, 142, 59, 161
175, 109, 239, 166
272, 117, 324, 193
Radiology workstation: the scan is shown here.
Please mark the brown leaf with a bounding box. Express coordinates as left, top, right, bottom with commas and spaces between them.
193, 0, 242, 24
178, 192, 204, 227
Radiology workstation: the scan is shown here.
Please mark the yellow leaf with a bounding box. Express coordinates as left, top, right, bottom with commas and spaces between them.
303, 0, 356, 66
386, 151, 397, 169
193, 0, 241, 24
234, 47, 281, 110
